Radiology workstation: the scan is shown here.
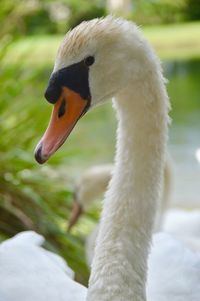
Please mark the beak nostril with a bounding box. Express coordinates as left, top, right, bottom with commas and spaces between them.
58, 99, 66, 118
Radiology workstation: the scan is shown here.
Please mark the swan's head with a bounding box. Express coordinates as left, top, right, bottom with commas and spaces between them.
35, 16, 151, 164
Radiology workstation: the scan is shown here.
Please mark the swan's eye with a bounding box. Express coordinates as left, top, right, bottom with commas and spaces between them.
84, 56, 95, 67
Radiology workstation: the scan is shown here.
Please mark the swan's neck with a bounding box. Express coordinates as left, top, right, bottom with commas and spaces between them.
87, 69, 169, 301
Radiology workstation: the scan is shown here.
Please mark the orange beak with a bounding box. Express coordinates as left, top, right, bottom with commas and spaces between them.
35, 86, 89, 164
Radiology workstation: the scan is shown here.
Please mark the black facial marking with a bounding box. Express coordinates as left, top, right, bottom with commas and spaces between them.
58, 99, 66, 118
44, 60, 91, 104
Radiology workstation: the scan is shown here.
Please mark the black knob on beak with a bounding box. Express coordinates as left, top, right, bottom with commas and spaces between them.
44, 84, 61, 104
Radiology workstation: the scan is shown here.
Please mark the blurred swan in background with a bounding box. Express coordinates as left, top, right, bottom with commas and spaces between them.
68, 158, 172, 231
196, 148, 200, 164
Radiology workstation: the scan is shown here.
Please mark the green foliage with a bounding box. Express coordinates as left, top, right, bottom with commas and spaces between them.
0, 48, 90, 283
23, 6, 58, 35
184, 0, 200, 21
0, 33, 116, 284
144, 22, 200, 60
68, 5, 106, 29
0, 0, 106, 38
166, 59, 200, 122
0, 0, 57, 37
1, 0, 200, 39
130, 0, 186, 25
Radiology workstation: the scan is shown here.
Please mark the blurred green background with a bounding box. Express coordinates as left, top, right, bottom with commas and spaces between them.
0, 0, 200, 284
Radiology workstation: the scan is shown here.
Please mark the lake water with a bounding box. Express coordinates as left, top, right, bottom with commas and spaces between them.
165, 59, 200, 208
61, 59, 200, 209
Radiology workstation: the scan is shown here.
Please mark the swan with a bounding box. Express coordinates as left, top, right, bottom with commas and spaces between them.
68, 158, 172, 230
1, 231, 200, 301
164, 209, 200, 239
196, 148, 200, 164
0, 231, 87, 301
28, 16, 199, 300
163, 208, 200, 252
34, 16, 170, 300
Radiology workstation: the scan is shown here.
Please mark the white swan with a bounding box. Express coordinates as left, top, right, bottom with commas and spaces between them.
147, 233, 200, 301
164, 209, 200, 239
1, 231, 200, 301
34, 15, 169, 300
20, 16, 199, 300
163, 208, 200, 252
0, 231, 87, 301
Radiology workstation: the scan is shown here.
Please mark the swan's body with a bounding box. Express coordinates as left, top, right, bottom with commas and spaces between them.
163, 209, 200, 252
1, 231, 200, 301
147, 233, 200, 301
0, 232, 86, 301
30, 16, 199, 300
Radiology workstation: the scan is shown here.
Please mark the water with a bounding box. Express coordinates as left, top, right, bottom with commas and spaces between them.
165, 59, 200, 208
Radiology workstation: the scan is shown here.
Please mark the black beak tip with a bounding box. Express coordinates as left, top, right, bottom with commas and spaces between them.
34, 144, 46, 164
